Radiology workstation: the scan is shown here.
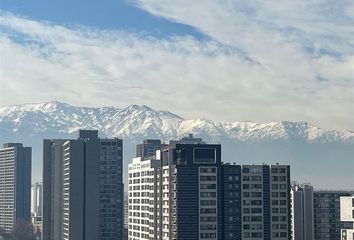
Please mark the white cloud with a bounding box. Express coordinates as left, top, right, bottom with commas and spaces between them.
0, 2, 353, 131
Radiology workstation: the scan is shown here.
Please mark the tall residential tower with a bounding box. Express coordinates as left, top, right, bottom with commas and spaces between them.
0, 143, 31, 233
42, 130, 124, 240
291, 183, 314, 240
31, 182, 43, 217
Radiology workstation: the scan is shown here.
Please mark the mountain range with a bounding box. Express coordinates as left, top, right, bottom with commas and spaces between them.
0, 101, 353, 189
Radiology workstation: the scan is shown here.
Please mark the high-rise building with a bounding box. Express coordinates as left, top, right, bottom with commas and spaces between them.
31, 182, 43, 217
340, 195, 354, 240
291, 183, 314, 240
42, 139, 66, 240
136, 139, 165, 159
158, 141, 222, 240
0, 143, 31, 233
128, 137, 292, 240
221, 164, 242, 240
42, 130, 124, 240
169, 133, 204, 145
223, 164, 291, 240
313, 190, 353, 240
128, 155, 160, 240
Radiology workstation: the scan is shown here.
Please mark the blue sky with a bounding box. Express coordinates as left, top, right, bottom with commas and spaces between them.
0, 0, 353, 130
1, 0, 203, 37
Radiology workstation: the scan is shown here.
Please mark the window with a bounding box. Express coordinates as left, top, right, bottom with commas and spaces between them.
200, 184, 216, 189
193, 148, 216, 163
251, 200, 262, 205
200, 167, 216, 173
243, 176, 250, 181
251, 208, 262, 213
200, 208, 216, 214
251, 192, 262, 197
243, 199, 250, 205
200, 200, 216, 205
200, 176, 216, 181
251, 216, 262, 222
200, 192, 216, 197
250, 167, 262, 173
279, 176, 286, 181
251, 184, 262, 189
251, 176, 262, 181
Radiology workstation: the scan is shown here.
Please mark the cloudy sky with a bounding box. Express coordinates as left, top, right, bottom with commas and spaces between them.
0, 0, 353, 131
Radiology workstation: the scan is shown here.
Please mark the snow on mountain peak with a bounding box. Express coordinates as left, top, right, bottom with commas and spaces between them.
0, 101, 353, 144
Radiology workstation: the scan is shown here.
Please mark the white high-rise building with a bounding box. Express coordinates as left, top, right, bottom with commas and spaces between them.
340, 196, 354, 240
128, 155, 160, 240
31, 182, 43, 217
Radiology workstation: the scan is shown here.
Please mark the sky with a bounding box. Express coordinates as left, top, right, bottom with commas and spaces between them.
0, 0, 353, 131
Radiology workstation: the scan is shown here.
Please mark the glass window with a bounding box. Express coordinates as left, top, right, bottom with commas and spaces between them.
193, 148, 216, 163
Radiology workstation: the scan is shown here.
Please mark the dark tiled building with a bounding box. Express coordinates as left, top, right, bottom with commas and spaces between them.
223, 164, 291, 240
136, 139, 165, 159
0, 143, 31, 233
221, 164, 242, 240
313, 190, 353, 240
159, 142, 222, 240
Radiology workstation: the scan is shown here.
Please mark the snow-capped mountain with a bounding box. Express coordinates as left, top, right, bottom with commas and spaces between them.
0, 101, 353, 189
0, 101, 353, 143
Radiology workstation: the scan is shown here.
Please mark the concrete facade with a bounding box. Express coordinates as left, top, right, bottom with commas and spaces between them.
31, 182, 43, 217
128, 156, 160, 240
0, 143, 31, 233
291, 183, 314, 240
42, 130, 123, 240
42, 139, 66, 240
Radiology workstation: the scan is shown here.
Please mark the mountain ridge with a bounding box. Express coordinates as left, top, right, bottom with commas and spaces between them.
1, 101, 353, 189
0, 101, 353, 144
